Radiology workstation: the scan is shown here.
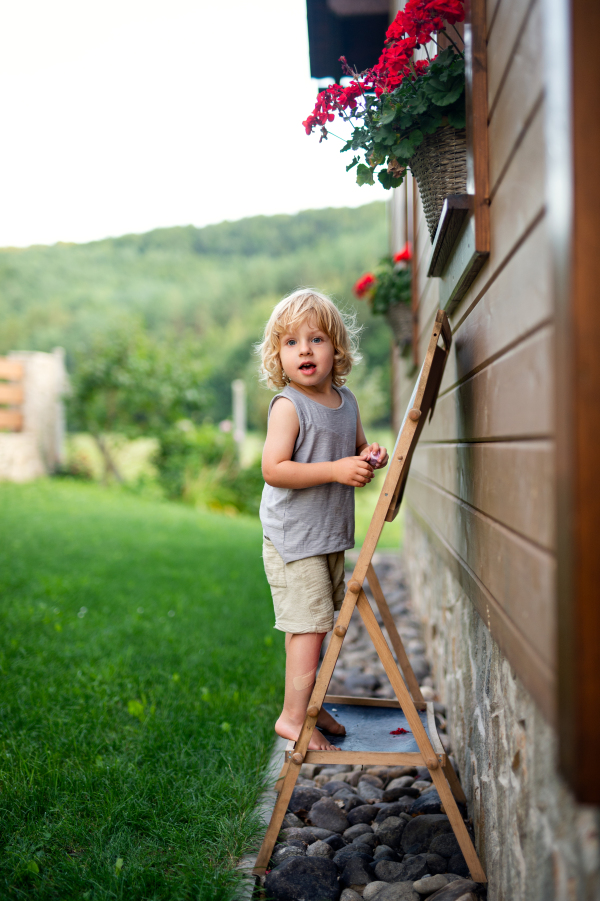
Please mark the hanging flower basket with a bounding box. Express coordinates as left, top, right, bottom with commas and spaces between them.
354, 243, 413, 348
303, 0, 467, 240
409, 124, 467, 240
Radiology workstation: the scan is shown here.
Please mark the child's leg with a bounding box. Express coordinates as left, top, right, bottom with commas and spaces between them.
275, 631, 341, 751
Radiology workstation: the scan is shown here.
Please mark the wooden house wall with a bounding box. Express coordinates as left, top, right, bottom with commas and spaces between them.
393, 0, 556, 723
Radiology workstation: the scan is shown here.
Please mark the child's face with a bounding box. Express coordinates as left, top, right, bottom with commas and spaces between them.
279, 317, 335, 390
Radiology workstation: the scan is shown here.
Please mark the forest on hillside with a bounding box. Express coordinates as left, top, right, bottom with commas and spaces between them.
0, 202, 391, 429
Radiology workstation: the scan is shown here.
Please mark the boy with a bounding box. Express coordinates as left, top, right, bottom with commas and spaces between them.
258, 289, 388, 751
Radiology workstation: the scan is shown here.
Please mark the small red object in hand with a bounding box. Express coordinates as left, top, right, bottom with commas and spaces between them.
365, 449, 381, 466
390, 727, 409, 735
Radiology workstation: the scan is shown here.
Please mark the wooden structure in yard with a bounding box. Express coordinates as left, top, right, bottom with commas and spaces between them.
254, 311, 486, 883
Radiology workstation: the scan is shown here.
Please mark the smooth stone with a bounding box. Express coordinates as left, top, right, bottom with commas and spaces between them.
334, 844, 374, 869
375, 799, 413, 821
363, 882, 390, 900
447, 853, 470, 878
427, 880, 479, 901
300, 764, 322, 779
345, 672, 381, 692
390, 854, 429, 882
386, 777, 416, 790
341, 855, 375, 889
373, 860, 406, 882
334, 792, 365, 813
368, 882, 420, 901
288, 786, 324, 814
325, 780, 358, 796
410, 790, 443, 816
323, 834, 347, 852
358, 781, 385, 802
306, 840, 335, 859
344, 823, 373, 840
366, 766, 392, 780
425, 853, 447, 875
386, 767, 418, 780
415, 768, 433, 782
280, 828, 317, 844
264, 857, 340, 901
359, 774, 385, 789
383, 786, 420, 803
282, 813, 303, 829
373, 844, 401, 862
347, 804, 379, 826
271, 844, 306, 865
307, 796, 350, 834
412, 781, 434, 793
413, 874, 451, 896
354, 833, 379, 850
376, 816, 407, 851
401, 816, 453, 855
429, 835, 461, 859
340, 891, 363, 901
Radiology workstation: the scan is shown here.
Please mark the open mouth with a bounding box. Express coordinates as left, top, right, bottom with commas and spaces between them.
299, 363, 316, 374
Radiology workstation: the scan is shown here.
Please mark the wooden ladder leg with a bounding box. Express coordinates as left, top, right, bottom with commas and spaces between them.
253, 756, 302, 875
429, 765, 486, 882
356, 591, 486, 883
367, 562, 426, 709
274, 757, 290, 795
442, 757, 467, 804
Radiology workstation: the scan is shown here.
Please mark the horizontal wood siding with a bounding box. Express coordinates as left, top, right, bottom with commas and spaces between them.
398, 0, 556, 721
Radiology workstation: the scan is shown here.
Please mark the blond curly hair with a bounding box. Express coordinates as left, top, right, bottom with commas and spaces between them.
258, 289, 361, 390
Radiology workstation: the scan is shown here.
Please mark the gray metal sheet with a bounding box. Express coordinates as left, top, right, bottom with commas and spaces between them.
322, 702, 430, 753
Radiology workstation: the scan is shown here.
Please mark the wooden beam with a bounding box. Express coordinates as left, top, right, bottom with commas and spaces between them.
0, 359, 24, 381
0, 410, 23, 431
0, 384, 24, 405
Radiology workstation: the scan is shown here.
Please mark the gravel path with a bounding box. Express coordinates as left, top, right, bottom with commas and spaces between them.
258, 552, 486, 901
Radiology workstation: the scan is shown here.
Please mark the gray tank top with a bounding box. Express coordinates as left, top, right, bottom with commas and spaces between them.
259, 384, 358, 563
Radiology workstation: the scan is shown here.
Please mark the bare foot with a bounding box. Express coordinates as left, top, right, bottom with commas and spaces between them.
275, 714, 341, 751
317, 708, 346, 736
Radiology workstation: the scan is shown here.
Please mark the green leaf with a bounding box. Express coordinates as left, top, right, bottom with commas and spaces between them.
378, 169, 405, 190
447, 109, 466, 129
345, 156, 359, 172
114, 858, 124, 875
378, 109, 396, 126
356, 164, 375, 186
429, 84, 464, 106
26, 860, 39, 874
391, 139, 415, 161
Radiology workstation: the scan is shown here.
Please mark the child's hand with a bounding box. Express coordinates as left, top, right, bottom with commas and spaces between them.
331, 456, 375, 488
361, 443, 389, 470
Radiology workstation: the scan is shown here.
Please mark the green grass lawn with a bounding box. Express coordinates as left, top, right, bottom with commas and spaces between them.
0, 480, 284, 901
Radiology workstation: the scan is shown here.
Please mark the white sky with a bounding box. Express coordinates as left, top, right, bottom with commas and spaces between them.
1, 0, 387, 248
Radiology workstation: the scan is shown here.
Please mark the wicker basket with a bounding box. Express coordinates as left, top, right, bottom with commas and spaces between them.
385, 301, 413, 347
409, 125, 467, 240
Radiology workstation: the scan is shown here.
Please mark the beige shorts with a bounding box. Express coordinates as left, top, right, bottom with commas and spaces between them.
262, 537, 346, 634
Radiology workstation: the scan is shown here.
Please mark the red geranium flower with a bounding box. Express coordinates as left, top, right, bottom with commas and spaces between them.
390, 727, 410, 735
393, 242, 412, 264
353, 273, 376, 298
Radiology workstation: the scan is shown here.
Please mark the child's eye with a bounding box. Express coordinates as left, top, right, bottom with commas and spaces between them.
312, 337, 324, 343
286, 339, 296, 346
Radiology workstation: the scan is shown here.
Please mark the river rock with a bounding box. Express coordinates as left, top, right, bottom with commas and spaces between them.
424, 853, 447, 875
288, 786, 323, 815
341, 855, 375, 890
271, 843, 306, 865
308, 796, 349, 833
390, 854, 429, 882
401, 816, 453, 855
373, 859, 406, 882
282, 813, 303, 829
333, 845, 374, 869
280, 827, 318, 844
413, 874, 451, 896
344, 823, 373, 841
386, 776, 415, 790
354, 833, 379, 850
383, 786, 421, 803
358, 781, 384, 802
414, 768, 433, 782
340, 891, 362, 901
447, 853, 469, 878
264, 857, 340, 901
360, 774, 385, 789
363, 882, 389, 900
334, 793, 365, 813
410, 789, 443, 816
347, 804, 379, 826
376, 816, 407, 850
427, 879, 479, 901
325, 780, 357, 796
306, 840, 335, 859
367, 883, 420, 901
375, 799, 413, 820
324, 834, 347, 852
373, 844, 401, 862
429, 834, 461, 859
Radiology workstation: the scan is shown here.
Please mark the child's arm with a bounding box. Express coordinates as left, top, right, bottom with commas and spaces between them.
262, 398, 375, 489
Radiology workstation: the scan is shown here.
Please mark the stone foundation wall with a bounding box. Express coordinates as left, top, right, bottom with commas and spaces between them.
404, 509, 600, 901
